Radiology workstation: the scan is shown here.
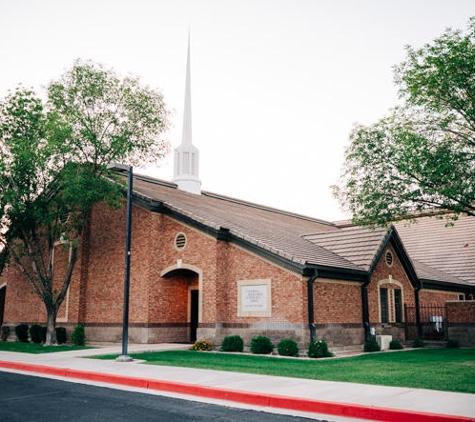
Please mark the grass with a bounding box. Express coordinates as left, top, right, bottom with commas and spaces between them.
0, 341, 91, 354
93, 348, 475, 394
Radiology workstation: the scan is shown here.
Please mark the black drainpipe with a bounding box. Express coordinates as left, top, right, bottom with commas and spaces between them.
307, 271, 318, 342
361, 275, 371, 341
415, 284, 422, 338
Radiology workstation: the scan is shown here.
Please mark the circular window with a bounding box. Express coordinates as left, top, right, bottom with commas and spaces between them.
174, 232, 187, 250
385, 250, 393, 267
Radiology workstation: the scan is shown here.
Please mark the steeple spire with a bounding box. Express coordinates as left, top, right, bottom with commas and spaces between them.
173, 32, 201, 194
182, 31, 192, 146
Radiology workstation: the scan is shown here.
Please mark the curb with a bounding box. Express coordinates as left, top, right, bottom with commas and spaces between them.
0, 360, 472, 422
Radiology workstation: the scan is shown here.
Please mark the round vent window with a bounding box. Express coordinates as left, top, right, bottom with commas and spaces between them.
175, 233, 187, 250
385, 250, 393, 267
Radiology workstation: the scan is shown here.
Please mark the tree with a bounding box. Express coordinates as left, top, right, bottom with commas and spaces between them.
333, 18, 475, 226
0, 60, 169, 344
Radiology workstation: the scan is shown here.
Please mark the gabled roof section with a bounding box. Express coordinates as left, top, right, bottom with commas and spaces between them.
128, 174, 366, 275
394, 216, 475, 286
302, 226, 389, 272
411, 259, 471, 288
116, 172, 474, 289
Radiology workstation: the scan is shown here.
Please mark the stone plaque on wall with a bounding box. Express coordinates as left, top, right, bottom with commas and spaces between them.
237, 279, 271, 317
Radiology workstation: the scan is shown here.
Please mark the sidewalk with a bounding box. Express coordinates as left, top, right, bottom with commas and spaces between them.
0, 343, 474, 422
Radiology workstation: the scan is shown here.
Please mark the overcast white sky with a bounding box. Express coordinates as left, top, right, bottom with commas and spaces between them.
1, 1, 474, 221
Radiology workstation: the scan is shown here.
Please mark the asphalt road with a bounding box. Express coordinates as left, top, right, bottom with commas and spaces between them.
0, 371, 327, 421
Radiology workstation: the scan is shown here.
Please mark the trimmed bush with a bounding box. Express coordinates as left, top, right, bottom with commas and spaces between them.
56, 327, 67, 345
250, 335, 274, 354
1, 326, 10, 341
189, 339, 213, 351
277, 338, 299, 357
220, 335, 244, 352
71, 324, 85, 346
29, 324, 44, 344
364, 338, 381, 352
389, 339, 404, 350
307, 339, 333, 358
446, 338, 460, 348
412, 338, 425, 348
15, 324, 29, 343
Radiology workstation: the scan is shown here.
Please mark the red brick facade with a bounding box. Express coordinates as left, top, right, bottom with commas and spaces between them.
0, 201, 468, 348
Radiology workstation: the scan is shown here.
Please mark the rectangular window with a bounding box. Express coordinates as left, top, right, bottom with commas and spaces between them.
380, 288, 388, 323
394, 289, 402, 323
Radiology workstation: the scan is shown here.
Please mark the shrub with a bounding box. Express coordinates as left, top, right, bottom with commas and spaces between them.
412, 338, 425, 348
15, 324, 29, 343
364, 338, 381, 352
220, 335, 244, 352
71, 324, 85, 346
307, 339, 333, 358
277, 338, 299, 357
250, 335, 274, 354
446, 338, 460, 348
389, 339, 404, 350
189, 339, 213, 351
29, 324, 44, 344
56, 327, 67, 345
1, 326, 10, 341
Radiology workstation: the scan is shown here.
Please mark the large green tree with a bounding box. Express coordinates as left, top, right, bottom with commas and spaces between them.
333, 18, 475, 226
0, 60, 169, 344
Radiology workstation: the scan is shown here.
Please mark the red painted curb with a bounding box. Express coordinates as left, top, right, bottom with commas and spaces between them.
0, 360, 473, 422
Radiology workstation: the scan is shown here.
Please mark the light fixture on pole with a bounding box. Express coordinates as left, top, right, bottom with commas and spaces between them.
107, 162, 134, 362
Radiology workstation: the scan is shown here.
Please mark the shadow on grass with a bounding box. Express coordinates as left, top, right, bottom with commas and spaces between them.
0, 341, 92, 354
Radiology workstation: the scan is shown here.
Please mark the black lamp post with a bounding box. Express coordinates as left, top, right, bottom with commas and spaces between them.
107, 163, 134, 362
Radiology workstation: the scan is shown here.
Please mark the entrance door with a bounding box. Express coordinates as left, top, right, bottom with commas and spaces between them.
190, 290, 199, 343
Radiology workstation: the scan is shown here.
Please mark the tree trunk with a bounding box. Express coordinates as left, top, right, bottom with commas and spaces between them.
44, 306, 58, 345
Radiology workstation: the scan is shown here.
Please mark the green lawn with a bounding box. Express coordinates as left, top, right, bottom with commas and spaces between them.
95, 348, 475, 394
0, 342, 91, 354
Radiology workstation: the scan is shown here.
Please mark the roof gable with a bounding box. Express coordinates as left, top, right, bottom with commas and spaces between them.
394, 216, 475, 286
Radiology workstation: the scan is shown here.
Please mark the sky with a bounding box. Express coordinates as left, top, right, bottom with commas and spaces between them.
1, 1, 474, 221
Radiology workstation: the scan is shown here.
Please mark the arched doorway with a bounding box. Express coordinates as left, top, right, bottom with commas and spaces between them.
160, 264, 201, 343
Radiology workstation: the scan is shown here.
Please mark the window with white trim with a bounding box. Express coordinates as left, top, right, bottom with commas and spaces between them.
378, 281, 404, 323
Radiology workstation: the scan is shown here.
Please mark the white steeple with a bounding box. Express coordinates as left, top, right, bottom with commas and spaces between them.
173, 32, 201, 194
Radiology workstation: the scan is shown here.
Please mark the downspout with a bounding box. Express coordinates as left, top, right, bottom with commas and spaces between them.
415, 283, 422, 338
361, 275, 371, 341
307, 271, 318, 342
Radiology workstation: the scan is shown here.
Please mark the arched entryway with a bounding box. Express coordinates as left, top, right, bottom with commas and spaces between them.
160, 264, 201, 343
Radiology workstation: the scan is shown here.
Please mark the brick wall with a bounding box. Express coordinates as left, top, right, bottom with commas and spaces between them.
419, 289, 460, 306
3, 200, 469, 350
314, 279, 361, 324
447, 301, 475, 322
2, 264, 45, 324
368, 245, 415, 325
447, 301, 475, 346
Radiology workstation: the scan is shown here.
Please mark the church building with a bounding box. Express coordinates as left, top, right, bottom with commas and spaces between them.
0, 38, 474, 350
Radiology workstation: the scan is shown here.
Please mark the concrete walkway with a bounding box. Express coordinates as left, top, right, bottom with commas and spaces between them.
0, 343, 474, 422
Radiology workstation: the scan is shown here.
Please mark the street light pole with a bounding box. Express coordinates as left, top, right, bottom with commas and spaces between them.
108, 163, 134, 362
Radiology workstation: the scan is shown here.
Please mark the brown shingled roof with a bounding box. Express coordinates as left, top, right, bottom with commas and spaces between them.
302, 226, 390, 272
127, 173, 474, 288
131, 176, 363, 273
394, 216, 475, 285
